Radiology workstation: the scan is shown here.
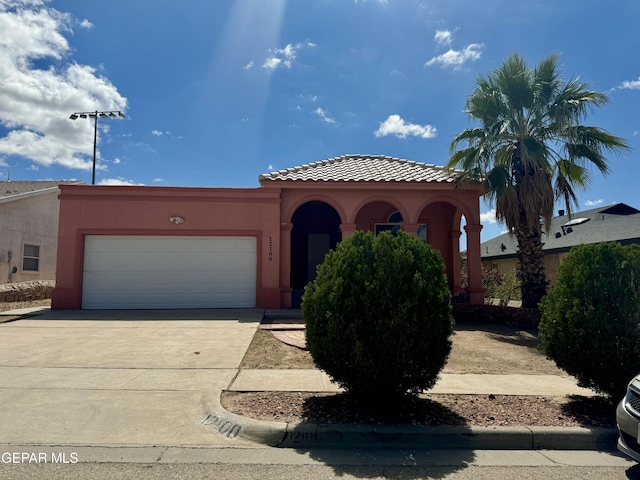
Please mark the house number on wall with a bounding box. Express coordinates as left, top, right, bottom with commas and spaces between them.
268, 236, 273, 262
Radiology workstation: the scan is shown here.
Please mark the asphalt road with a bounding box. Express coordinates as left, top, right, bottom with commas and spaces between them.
0, 449, 638, 480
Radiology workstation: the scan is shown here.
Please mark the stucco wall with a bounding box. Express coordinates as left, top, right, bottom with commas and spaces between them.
0, 190, 60, 284
52, 185, 282, 309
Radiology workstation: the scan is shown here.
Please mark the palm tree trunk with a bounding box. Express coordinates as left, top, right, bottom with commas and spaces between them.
514, 225, 548, 309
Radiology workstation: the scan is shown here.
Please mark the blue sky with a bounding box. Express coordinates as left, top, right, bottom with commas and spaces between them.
1, 0, 639, 242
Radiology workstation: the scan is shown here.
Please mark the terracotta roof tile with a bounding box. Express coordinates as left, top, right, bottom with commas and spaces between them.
259, 154, 460, 183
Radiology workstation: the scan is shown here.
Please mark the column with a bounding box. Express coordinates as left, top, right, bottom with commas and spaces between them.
279, 222, 293, 308
464, 223, 484, 305
339, 223, 357, 240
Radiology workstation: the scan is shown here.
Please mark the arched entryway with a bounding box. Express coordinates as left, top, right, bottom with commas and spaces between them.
290, 201, 342, 306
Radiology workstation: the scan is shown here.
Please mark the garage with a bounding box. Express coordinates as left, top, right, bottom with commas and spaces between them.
81, 235, 257, 309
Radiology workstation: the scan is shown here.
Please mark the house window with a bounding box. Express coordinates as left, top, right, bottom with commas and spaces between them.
374, 212, 427, 241
22, 244, 40, 272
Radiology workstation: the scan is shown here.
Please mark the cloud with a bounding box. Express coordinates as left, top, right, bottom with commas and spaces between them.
374, 114, 436, 139
151, 130, 163, 136
314, 107, 336, 124
434, 30, 453, 47
618, 77, 640, 90
426, 44, 483, 68
585, 199, 604, 206
262, 42, 315, 71
78, 19, 93, 29
97, 177, 144, 186
0, 1, 127, 171
243, 60, 254, 70
480, 208, 498, 224
267, 164, 274, 171
153, 177, 164, 183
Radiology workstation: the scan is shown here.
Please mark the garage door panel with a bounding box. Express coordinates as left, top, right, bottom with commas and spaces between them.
82, 235, 256, 309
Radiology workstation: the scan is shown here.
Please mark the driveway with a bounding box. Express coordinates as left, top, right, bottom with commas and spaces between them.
0, 309, 263, 447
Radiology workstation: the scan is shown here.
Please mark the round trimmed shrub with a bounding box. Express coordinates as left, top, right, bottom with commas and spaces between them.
302, 230, 454, 404
539, 242, 640, 399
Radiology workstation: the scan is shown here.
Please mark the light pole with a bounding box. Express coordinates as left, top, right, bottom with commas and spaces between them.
69, 110, 126, 185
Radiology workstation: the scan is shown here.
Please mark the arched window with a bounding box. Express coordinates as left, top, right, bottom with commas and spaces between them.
374, 211, 427, 241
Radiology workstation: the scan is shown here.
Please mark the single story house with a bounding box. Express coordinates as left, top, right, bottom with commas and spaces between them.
1, 180, 81, 284
52, 154, 485, 310
481, 203, 640, 283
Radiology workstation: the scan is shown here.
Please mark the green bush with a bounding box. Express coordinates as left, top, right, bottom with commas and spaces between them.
539, 242, 640, 398
302, 230, 454, 405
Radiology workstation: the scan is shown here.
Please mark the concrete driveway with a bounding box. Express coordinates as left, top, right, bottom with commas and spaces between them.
0, 309, 263, 447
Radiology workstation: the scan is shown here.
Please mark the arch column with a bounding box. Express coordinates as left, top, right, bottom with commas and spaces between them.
279, 222, 293, 308
450, 230, 463, 295
464, 223, 484, 305
401, 223, 419, 237
340, 223, 357, 239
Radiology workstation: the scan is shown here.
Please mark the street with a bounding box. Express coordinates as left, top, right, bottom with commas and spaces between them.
0, 448, 638, 480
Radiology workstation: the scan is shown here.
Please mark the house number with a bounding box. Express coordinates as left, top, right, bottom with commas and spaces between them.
268, 236, 273, 262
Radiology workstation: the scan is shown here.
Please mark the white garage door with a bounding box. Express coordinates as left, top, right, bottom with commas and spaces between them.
82, 235, 257, 309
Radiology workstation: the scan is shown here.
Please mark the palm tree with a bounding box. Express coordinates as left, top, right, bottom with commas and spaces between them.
448, 53, 630, 309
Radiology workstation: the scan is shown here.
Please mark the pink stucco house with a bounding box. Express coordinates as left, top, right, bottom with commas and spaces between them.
52, 155, 485, 310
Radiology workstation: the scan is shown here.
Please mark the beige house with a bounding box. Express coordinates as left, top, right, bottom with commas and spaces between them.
0, 181, 80, 284
481, 203, 640, 283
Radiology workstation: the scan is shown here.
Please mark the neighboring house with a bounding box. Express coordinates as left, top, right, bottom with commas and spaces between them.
0, 180, 82, 284
52, 154, 485, 310
481, 203, 640, 283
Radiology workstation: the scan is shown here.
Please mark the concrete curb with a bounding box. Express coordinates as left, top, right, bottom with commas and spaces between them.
212, 397, 618, 450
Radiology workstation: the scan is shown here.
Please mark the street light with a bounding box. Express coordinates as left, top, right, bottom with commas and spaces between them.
69, 110, 126, 185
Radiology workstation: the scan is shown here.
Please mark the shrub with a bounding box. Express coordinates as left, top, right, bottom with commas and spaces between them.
539, 242, 640, 399
302, 230, 454, 405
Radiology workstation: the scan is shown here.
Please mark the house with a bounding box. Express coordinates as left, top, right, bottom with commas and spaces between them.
52, 154, 485, 310
0, 180, 81, 284
481, 203, 640, 282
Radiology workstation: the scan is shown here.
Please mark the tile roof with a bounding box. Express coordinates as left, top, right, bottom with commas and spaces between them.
0, 181, 81, 199
481, 203, 640, 260
259, 154, 461, 183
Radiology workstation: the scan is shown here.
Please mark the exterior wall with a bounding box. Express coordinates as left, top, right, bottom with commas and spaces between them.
53, 180, 484, 309
52, 185, 282, 309
0, 190, 60, 284
483, 253, 568, 284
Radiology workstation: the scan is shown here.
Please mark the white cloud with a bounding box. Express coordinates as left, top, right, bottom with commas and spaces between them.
585, 199, 604, 206
262, 42, 315, 71
434, 30, 453, 47
112, 157, 121, 164
315, 107, 336, 124
426, 44, 483, 68
153, 177, 164, 183
268, 164, 274, 171
151, 130, 163, 136
97, 177, 144, 186
480, 208, 498, 224
619, 77, 640, 90
243, 60, 254, 70
78, 19, 93, 29
374, 114, 436, 139
0, 1, 127, 171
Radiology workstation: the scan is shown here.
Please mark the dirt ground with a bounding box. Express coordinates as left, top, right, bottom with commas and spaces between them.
228, 321, 614, 427
240, 322, 564, 376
